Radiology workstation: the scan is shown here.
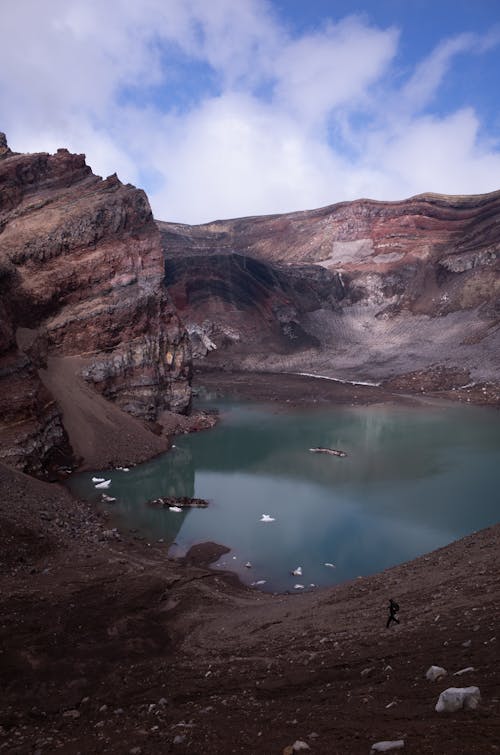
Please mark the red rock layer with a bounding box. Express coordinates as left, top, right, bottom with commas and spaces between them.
158, 192, 499, 390
0, 135, 191, 475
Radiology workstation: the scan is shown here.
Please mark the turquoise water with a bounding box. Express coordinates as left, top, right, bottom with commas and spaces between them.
67, 399, 500, 592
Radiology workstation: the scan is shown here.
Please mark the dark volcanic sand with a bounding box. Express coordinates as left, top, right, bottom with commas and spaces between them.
1, 372, 499, 754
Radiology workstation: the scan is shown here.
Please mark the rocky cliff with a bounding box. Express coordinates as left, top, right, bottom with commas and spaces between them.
158, 191, 499, 393
0, 134, 191, 475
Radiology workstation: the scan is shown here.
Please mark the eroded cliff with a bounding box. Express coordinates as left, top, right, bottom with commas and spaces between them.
0, 135, 191, 475
158, 192, 499, 395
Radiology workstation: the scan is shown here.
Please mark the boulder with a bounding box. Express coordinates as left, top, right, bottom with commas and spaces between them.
435, 686, 481, 713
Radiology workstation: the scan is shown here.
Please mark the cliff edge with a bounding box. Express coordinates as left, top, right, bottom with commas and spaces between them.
0, 134, 191, 474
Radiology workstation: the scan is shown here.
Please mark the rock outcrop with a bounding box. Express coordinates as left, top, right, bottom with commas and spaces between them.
0, 134, 191, 475
158, 191, 500, 393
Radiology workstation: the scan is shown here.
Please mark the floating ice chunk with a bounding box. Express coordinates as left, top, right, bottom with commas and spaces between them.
122, 468, 130, 472
95, 479, 111, 489
169, 506, 182, 512
291, 566, 302, 576
260, 514, 275, 522
324, 562, 336, 568
101, 494, 116, 503
244, 562, 252, 568
294, 584, 304, 589
251, 580, 266, 586
92, 477, 105, 483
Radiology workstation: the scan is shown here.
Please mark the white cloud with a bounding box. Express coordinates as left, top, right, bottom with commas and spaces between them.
1, 0, 499, 223
273, 16, 399, 126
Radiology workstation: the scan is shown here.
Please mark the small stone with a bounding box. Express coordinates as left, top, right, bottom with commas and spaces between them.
425, 665, 447, 682
62, 710, 80, 719
129, 748, 142, 755
370, 740, 405, 753
99, 704, 108, 713
292, 742, 310, 752
361, 666, 374, 677
454, 667, 475, 676
173, 734, 186, 744
462, 639, 472, 647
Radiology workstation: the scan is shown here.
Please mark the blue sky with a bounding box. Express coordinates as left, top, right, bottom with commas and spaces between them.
1, 0, 499, 223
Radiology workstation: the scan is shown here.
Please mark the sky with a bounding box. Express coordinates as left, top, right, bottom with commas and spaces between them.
1, 0, 500, 224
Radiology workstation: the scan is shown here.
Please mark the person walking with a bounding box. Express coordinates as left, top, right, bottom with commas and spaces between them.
386, 598, 400, 628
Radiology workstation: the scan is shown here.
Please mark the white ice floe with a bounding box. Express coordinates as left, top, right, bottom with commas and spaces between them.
260, 514, 275, 522
169, 506, 182, 512
291, 566, 302, 576
294, 584, 305, 589
92, 477, 105, 483
101, 494, 116, 503
95, 480, 111, 489
245, 562, 252, 568
251, 580, 266, 586
324, 562, 336, 568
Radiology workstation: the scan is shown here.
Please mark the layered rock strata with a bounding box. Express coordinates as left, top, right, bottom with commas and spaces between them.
0, 135, 191, 474
158, 192, 499, 392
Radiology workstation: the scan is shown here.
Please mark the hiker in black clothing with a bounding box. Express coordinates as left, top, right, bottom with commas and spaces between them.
386, 598, 400, 628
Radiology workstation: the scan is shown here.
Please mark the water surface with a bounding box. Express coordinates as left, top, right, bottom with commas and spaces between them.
67, 399, 500, 592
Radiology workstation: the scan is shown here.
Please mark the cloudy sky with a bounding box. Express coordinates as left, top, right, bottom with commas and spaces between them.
1, 0, 499, 223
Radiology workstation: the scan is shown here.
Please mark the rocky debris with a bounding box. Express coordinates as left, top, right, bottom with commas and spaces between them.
370, 741, 405, 753
147, 495, 209, 508
425, 665, 447, 682
435, 686, 481, 712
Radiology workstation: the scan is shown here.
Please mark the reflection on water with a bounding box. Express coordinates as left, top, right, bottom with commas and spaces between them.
67, 399, 500, 593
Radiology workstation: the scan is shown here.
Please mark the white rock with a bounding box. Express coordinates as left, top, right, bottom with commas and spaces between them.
454, 667, 475, 676
370, 740, 405, 753
425, 665, 447, 682
435, 686, 481, 713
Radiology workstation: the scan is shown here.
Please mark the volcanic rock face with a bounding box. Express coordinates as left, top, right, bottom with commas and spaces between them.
0, 135, 191, 474
158, 192, 499, 390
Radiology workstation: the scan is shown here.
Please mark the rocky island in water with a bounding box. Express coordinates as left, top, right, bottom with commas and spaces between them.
0, 133, 499, 754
